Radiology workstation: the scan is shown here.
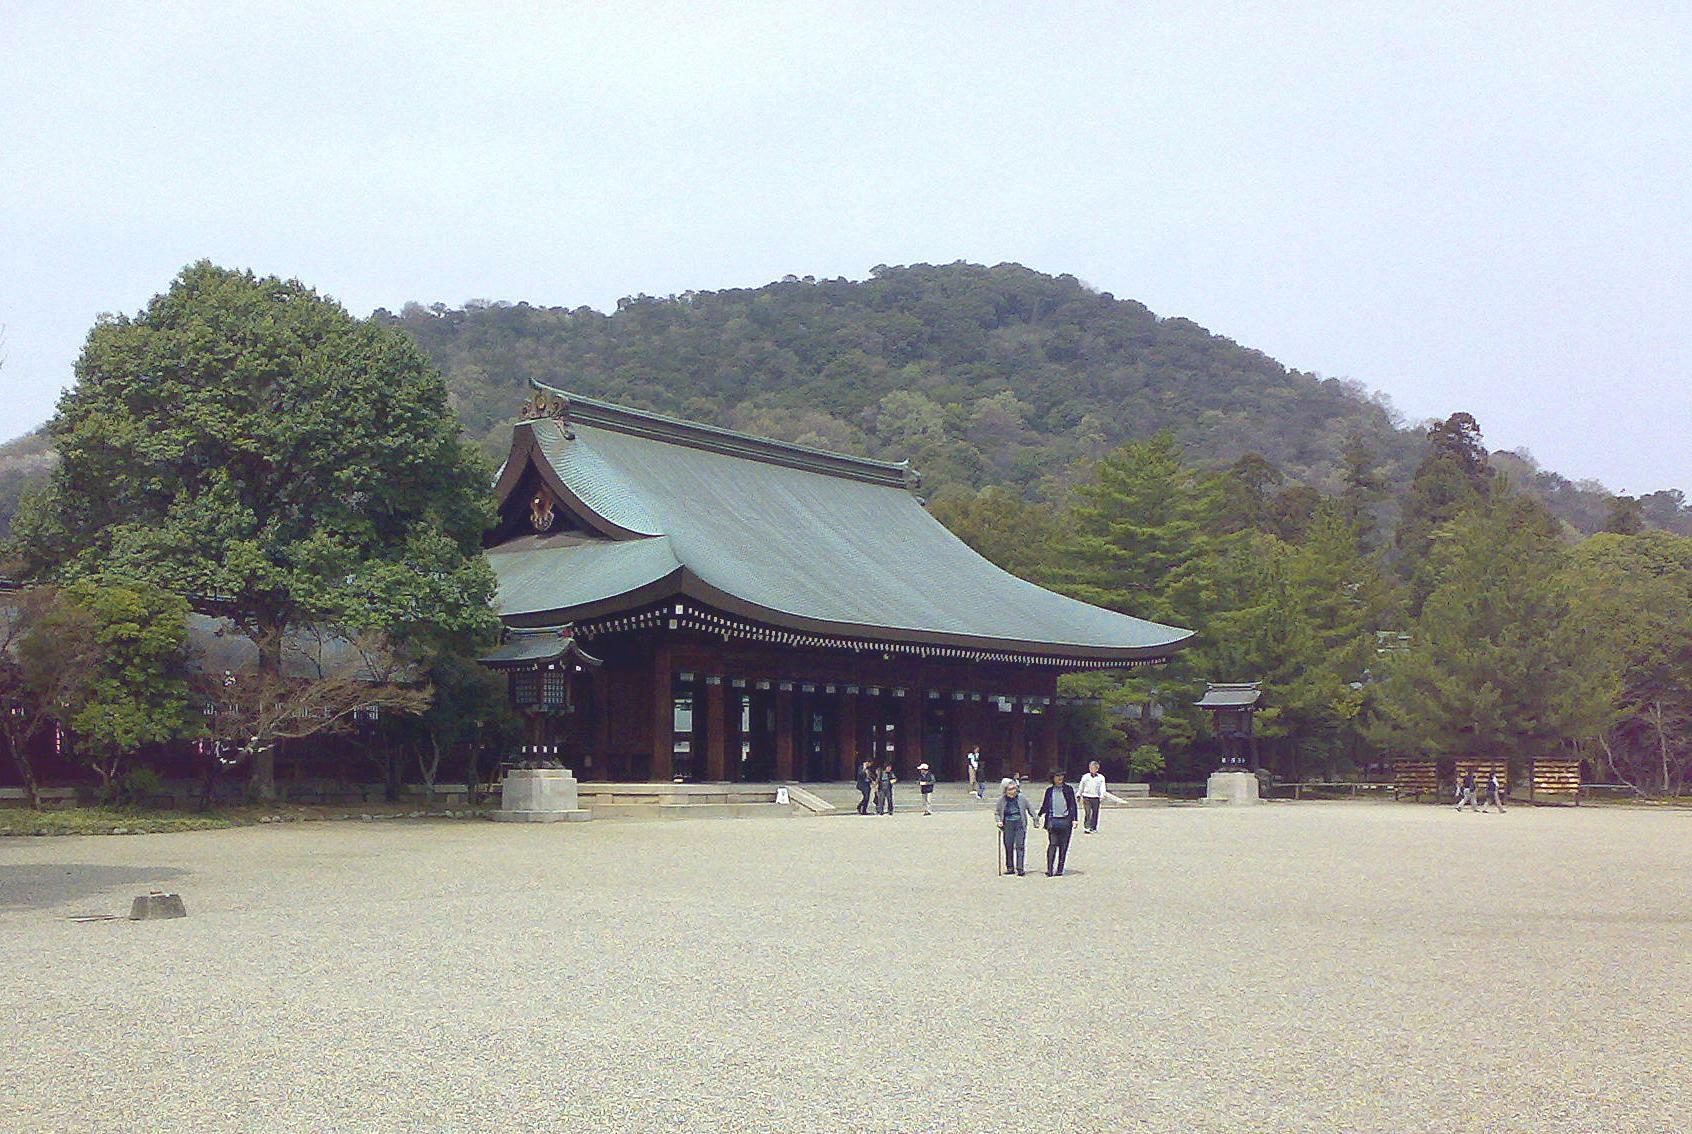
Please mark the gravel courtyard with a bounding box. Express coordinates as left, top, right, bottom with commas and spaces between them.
3, 802, 1688, 1134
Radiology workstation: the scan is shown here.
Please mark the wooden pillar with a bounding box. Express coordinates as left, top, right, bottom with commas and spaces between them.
967, 699, 998, 780
590, 670, 611, 781
704, 680, 727, 782
837, 690, 858, 780
899, 692, 923, 778
858, 692, 876, 773
774, 686, 795, 781
948, 699, 967, 781
1008, 702, 1027, 778
650, 643, 673, 782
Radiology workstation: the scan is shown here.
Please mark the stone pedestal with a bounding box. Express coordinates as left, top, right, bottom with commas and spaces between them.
491, 768, 592, 823
1205, 770, 1261, 805
129, 892, 187, 920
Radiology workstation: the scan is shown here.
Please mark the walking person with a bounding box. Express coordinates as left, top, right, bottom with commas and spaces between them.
918, 763, 936, 815
1038, 769, 1079, 876
967, 746, 983, 798
856, 760, 874, 816
1077, 760, 1106, 835
877, 761, 897, 815
1482, 770, 1507, 813
1454, 769, 1479, 812
994, 779, 1036, 875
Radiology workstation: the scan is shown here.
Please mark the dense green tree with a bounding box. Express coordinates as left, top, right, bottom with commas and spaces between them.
1058, 432, 1218, 626
0, 587, 61, 808
1189, 501, 1397, 778
1395, 412, 1498, 605
1568, 531, 1692, 794
390, 653, 518, 804
1373, 492, 1613, 769
11, 262, 499, 798
21, 580, 199, 793
1602, 494, 1646, 535
927, 485, 1064, 582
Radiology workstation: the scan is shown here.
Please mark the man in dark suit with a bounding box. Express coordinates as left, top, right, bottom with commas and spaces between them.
1037, 769, 1079, 876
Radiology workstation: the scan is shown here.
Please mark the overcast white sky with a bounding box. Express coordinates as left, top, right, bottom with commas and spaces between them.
2, 3, 1688, 492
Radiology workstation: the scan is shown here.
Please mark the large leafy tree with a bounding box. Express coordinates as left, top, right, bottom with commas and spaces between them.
21, 580, 199, 793
11, 262, 499, 798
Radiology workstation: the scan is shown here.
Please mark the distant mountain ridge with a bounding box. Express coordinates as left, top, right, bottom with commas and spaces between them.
388, 262, 1416, 498
377, 261, 1687, 534
3, 261, 1687, 539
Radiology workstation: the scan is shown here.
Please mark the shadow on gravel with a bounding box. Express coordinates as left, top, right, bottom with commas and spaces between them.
0, 864, 190, 912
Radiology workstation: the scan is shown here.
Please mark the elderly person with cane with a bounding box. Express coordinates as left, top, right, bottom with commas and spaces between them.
994, 778, 1037, 876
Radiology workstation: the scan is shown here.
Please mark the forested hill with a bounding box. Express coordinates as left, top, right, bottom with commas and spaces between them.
3, 262, 1686, 538
377, 262, 1684, 532
380, 263, 1421, 506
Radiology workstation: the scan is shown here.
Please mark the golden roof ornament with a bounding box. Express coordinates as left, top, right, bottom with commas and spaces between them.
520, 390, 570, 422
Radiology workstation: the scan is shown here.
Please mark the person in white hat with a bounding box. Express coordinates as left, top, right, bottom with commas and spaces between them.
917, 763, 936, 815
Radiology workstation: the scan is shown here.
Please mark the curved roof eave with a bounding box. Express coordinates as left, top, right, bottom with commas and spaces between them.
674, 571, 1195, 661
500, 569, 1193, 662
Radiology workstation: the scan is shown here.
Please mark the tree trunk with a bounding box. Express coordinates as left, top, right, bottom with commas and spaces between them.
384, 744, 401, 803
4, 727, 43, 810
247, 630, 284, 801
420, 735, 442, 806
198, 746, 219, 812
1653, 700, 1671, 798
94, 756, 120, 803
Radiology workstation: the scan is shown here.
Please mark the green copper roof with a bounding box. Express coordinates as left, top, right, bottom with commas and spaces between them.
479, 627, 604, 669
487, 390, 1193, 662
1195, 682, 1262, 708
488, 533, 681, 619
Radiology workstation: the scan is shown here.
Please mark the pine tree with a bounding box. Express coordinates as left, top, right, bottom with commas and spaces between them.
1374, 492, 1612, 769
1057, 432, 1215, 625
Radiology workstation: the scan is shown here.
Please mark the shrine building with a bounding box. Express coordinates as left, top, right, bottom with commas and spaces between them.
480, 384, 1192, 783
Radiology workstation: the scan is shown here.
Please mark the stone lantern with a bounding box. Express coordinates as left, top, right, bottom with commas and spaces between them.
1195, 682, 1262, 804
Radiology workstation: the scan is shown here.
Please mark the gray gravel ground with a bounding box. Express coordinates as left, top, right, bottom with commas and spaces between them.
2, 802, 1689, 1133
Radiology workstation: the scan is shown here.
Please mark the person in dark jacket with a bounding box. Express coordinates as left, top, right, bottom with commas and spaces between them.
994, 779, 1037, 875
917, 763, 936, 815
1038, 769, 1079, 876
1482, 770, 1507, 813
855, 761, 874, 815
1455, 769, 1479, 812
876, 761, 897, 815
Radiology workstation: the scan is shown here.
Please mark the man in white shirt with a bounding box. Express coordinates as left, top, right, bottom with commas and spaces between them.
1077, 760, 1107, 834
967, 746, 983, 798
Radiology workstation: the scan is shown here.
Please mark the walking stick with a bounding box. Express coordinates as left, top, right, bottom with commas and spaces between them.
996, 825, 1002, 876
